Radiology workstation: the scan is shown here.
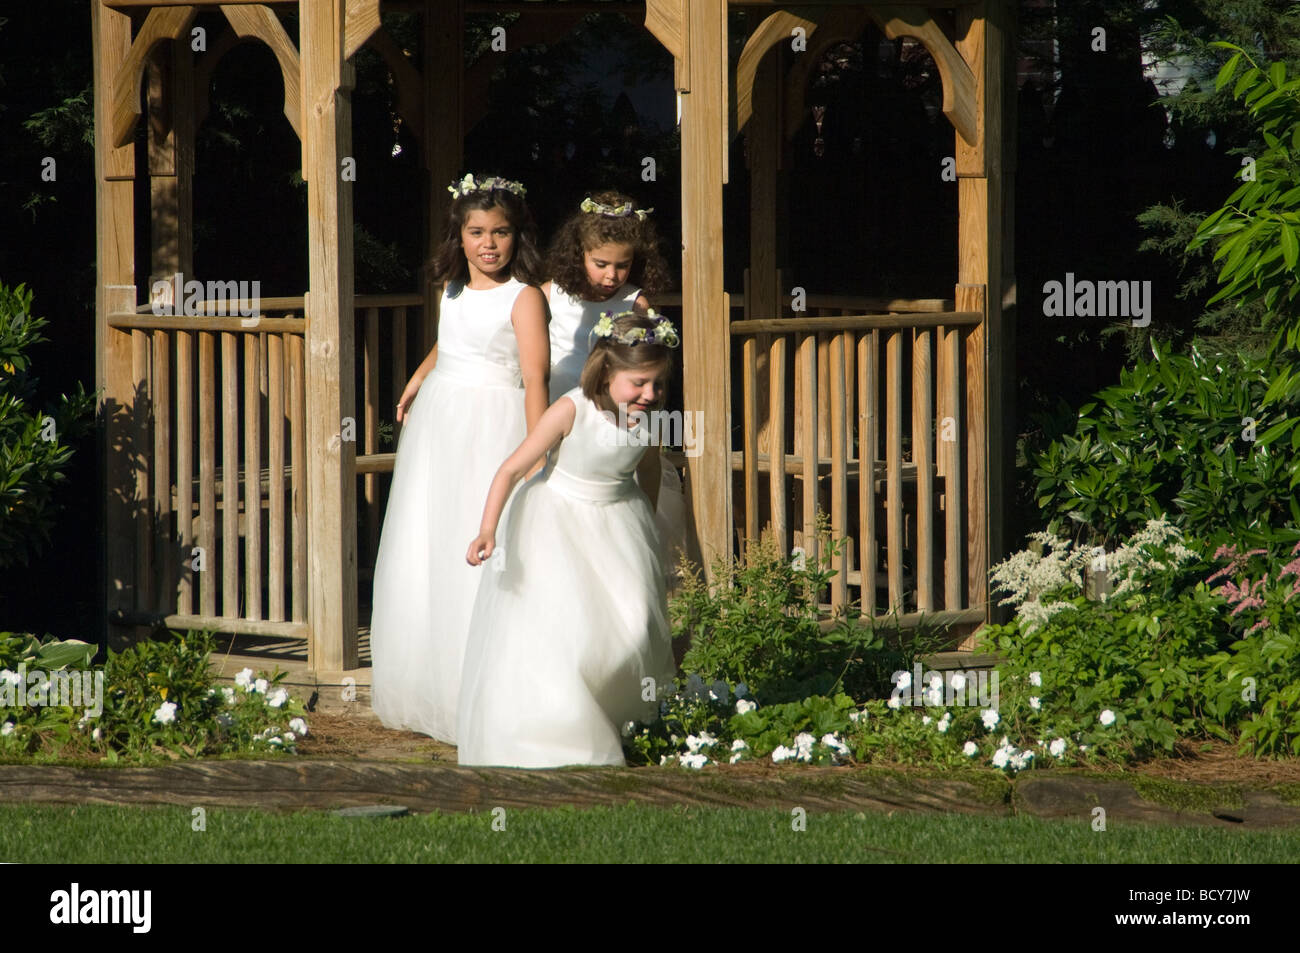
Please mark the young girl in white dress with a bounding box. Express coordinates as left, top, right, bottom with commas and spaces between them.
457, 310, 680, 768
543, 191, 688, 587
369, 174, 550, 743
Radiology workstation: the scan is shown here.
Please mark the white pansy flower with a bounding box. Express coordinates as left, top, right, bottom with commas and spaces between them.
680, 752, 709, 769
980, 708, 1000, 730
685, 731, 717, 754
252, 678, 269, 695
289, 717, 308, 736
1049, 738, 1067, 758
887, 696, 901, 710
793, 732, 816, 762
731, 738, 749, 751
284, 731, 296, 743
1029, 696, 1041, 710
1099, 709, 1116, 726
92, 727, 101, 741
0, 722, 13, 737
736, 698, 757, 714
221, 687, 236, 705
267, 688, 289, 708
963, 741, 978, 756
153, 701, 178, 725
1079, 744, 1089, 752
821, 733, 851, 762
849, 710, 863, 722
234, 668, 254, 689
1029, 671, 1042, 687
772, 745, 798, 763
991, 746, 1011, 769
922, 715, 932, 726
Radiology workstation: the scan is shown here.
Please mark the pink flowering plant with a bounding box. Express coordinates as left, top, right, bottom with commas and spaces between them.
1200, 541, 1300, 756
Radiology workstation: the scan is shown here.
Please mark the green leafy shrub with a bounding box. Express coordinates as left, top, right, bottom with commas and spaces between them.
671, 515, 943, 705
0, 281, 96, 567
1032, 339, 1300, 549
0, 629, 309, 762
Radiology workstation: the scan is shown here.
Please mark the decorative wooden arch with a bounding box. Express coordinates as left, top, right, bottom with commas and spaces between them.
92, 0, 1013, 675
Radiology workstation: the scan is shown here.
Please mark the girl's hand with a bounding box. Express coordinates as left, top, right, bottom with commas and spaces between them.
396, 374, 423, 424
466, 532, 496, 566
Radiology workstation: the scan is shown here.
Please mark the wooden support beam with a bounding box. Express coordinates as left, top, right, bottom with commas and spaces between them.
95, 0, 140, 633
954, 0, 1011, 642
344, 0, 383, 59
111, 5, 198, 148
736, 10, 813, 133
221, 4, 304, 140
147, 33, 195, 617
645, 0, 686, 90
301, 0, 359, 672
782, 8, 871, 141
679, 0, 732, 580
869, 6, 977, 146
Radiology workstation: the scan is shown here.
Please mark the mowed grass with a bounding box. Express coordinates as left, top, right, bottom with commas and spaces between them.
2, 802, 1297, 863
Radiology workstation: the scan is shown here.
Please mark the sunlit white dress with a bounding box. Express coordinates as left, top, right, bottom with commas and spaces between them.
547, 281, 689, 585
457, 387, 675, 768
369, 278, 530, 743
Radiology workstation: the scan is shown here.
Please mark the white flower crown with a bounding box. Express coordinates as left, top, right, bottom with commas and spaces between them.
448, 173, 527, 199
580, 196, 653, 221
588, 308, 680, 348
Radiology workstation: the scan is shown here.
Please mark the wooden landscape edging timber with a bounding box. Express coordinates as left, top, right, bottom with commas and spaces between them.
2, 762, 1298, 828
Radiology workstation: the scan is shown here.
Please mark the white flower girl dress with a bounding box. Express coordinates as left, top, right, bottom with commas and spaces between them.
369, 279, 530, 743
457, 387, 675, 767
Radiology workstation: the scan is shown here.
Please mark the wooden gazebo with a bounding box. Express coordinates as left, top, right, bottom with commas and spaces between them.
93, 0, 1014, 678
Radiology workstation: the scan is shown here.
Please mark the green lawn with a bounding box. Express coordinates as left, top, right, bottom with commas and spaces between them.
2, 802, 1295, 863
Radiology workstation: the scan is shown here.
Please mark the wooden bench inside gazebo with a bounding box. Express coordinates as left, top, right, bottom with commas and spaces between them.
93, 0, 1014, 680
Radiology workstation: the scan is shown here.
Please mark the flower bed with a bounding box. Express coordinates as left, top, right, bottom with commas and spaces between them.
0, 629, 308, 763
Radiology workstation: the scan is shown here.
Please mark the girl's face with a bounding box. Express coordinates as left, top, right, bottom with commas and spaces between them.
607, 361, 669, 423
583, 242, 635, 299
461, 207, 515, 283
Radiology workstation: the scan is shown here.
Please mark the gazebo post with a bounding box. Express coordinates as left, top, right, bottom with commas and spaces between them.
146, 37, 195, 617
678, 0, 734, 582
93, 0, 140, 645
955, 0, 1013, 643
301, 0, 359, 673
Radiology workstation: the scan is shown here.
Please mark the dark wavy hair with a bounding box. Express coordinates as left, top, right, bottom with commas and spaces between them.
579, 312, 676, 415
429, 180, 544, 286
546, 190, 671, 298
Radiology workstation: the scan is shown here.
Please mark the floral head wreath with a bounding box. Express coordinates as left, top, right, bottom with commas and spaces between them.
588, 308, 680, 349
448, 173, 527, 199
580, 196, 654, 221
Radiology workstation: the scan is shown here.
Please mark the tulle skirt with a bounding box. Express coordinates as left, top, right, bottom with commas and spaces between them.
369, 361, 526, 743
457, 466, 675, 768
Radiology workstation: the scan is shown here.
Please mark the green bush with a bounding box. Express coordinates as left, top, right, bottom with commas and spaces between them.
0, 629, 309, 763
1032, 339, 1300, 550
671, 515, 944, 705
0, 281, 96, 567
